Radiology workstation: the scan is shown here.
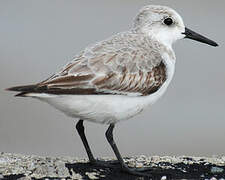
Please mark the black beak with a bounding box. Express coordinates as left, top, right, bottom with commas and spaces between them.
182, 27, 218, 47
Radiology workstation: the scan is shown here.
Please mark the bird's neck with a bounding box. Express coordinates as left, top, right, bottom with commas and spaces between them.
149, 34, 176, 62
151, 33, 174, 49
132, 28, 175, 49
131, 29, 176, 61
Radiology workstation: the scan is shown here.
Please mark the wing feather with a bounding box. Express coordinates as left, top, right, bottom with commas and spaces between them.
38, 32, 167, 96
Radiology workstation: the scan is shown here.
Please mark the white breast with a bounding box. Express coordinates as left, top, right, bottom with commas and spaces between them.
29, 54, 175, 125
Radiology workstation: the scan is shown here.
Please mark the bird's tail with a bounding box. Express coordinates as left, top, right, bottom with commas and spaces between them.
6, 84, 40, 97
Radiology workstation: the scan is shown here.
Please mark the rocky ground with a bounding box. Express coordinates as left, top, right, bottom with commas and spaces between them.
0, 152, 225, 180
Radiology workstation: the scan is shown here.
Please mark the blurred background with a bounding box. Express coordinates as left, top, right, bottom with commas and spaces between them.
0, 0, 224, 158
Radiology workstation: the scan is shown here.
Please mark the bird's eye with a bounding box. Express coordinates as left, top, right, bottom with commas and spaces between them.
164, 18, 173, 26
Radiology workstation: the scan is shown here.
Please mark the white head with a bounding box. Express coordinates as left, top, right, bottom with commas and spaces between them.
133, 5, 218, 47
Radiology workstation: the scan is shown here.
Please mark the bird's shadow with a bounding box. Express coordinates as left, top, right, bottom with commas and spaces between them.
65, 159, 225, 180
65, 160, 173, 180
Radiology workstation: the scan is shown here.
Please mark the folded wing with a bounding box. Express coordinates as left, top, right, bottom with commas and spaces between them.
9, 32, 167, 96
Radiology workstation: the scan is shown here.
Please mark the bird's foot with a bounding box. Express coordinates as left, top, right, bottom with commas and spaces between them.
89, 160, 170, 178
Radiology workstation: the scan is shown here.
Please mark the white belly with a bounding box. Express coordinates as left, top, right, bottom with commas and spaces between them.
30, 92, 162, 124
29, 56, 175, 124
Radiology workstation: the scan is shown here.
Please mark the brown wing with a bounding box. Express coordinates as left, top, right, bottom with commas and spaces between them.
38, 61, 166, 96
18, 32, 167, 96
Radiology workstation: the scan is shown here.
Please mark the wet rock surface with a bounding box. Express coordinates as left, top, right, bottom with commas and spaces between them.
0, 152, 225, 179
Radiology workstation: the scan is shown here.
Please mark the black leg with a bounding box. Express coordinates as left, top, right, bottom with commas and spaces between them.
105, 124, 153, 177
76, 120, 96, 163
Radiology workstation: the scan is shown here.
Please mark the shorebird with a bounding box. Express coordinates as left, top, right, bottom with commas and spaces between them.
7, 5, 218, 177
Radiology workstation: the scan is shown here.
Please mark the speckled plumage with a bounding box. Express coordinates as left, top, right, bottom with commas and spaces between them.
39, 32, 170, 96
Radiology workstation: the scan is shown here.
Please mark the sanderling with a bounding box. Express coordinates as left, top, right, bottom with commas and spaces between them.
7, 5, 218, 177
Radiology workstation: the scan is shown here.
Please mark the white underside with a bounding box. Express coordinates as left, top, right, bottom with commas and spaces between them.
27, 55, 175, 124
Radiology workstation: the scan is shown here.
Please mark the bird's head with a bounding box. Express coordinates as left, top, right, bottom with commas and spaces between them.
133, 5, 218, 47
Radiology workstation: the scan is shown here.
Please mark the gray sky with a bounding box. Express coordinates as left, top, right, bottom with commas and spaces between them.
0, 0, 224, 158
